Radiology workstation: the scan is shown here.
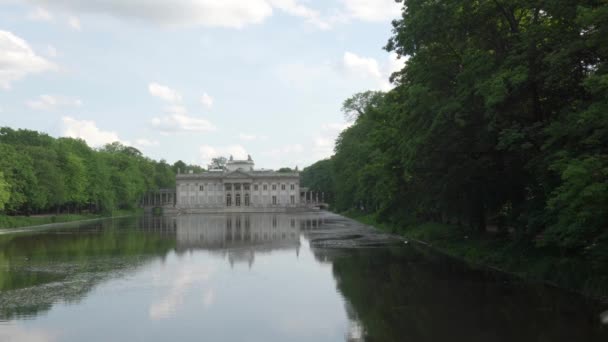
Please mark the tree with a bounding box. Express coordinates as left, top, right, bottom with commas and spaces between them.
342, 91, 385, 122
208, 157, 227, 170
0, 172, 10, 211
172, 160, 188, 174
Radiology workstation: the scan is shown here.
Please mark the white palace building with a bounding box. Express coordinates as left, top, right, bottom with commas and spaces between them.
157, 155, 325, 213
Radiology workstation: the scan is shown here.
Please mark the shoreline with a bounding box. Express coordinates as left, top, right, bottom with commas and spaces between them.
340, 210, 608, 304
0, 210, 142, 233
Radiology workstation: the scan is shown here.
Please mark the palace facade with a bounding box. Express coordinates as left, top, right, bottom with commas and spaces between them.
173, 156, 312, 213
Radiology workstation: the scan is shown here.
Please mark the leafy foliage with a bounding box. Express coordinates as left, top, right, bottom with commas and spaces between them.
0, 127, 197, 215
305, 0, 608, 254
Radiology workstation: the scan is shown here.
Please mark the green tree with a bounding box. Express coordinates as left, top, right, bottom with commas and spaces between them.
0, 172, 10, 211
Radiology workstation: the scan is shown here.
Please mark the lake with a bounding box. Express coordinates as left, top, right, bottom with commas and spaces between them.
0, 212, 606, 341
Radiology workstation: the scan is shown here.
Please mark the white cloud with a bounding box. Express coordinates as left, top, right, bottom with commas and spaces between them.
151, 113, 216, 134
343, 51, 381, 79
340, 0, 402, 22
21, 0, 271, 29
268, 0, 329, 29
164, 105, 188, 115
387, 52, 407, 75
238, 133, 267, 141
46, 45, 58, 57
0, 30, 56, 89
149, 82, 182, 103
200, 144, 248, 164
312, 122, 352, 159
200, 92, 213, 109
19, 0, 331, 29
264, 144, 304, 158
27, 7, 53, 21
61, 116, 124, 147
239, 133, 257, 141
342, 51, 407, 90
134, 138, 160, 148
275, 62, 334, 87
67, 16, 81, 30
26, 94, 82, 111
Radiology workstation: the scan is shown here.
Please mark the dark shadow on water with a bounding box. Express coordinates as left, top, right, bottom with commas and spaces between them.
322, 245, 608, 342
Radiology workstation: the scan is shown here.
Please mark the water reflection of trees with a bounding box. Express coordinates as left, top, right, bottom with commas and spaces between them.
0, 216, 176, 320
325, 247, 608, 342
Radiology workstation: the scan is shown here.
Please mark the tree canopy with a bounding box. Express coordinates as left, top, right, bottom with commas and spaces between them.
302, 0, 608, 253
0, 127, 198, 215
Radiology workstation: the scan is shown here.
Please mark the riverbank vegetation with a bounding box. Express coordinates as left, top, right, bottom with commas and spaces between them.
0, 128, 197, 219
302, 0, 608, 297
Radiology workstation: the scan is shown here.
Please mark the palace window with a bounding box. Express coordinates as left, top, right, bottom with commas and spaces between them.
236, 193, 241, 206
281, 184, 286, 190
199, 185, 204, 191
254, 184, 259, 191
272, 196, 277, 205
263, 184, 268, 191
272, 184, 277, 190
226, 194, 232, 206
290, 195, 295, 204
235, 184, 241, 191
225, 184, 232, 191
245, 194, 250, 206
290, 184, 295, 190
244, 184, 250, 191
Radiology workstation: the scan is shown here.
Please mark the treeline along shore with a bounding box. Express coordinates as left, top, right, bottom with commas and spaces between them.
301, 1, 608, 299
0, 127, 200, 227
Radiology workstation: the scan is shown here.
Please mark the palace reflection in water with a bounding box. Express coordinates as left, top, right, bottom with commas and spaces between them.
0, 213, 607, 342
138, 213, 328, 267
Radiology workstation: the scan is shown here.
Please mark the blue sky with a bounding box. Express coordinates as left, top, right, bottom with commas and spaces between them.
0, 0, 405, 169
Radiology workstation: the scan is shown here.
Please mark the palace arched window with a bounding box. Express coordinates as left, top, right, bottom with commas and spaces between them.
236, 193, 241, 206
245, 193, 250, 206
226, 194, 232, 206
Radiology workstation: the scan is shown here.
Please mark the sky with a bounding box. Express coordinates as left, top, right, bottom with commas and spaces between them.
0, 0, 405, 170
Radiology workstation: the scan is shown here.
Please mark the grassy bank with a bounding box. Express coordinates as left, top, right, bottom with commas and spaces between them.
0, 209, 143, 229
343, 210, 608, 301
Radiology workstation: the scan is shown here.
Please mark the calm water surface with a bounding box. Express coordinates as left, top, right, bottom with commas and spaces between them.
0, 212, 606, 342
